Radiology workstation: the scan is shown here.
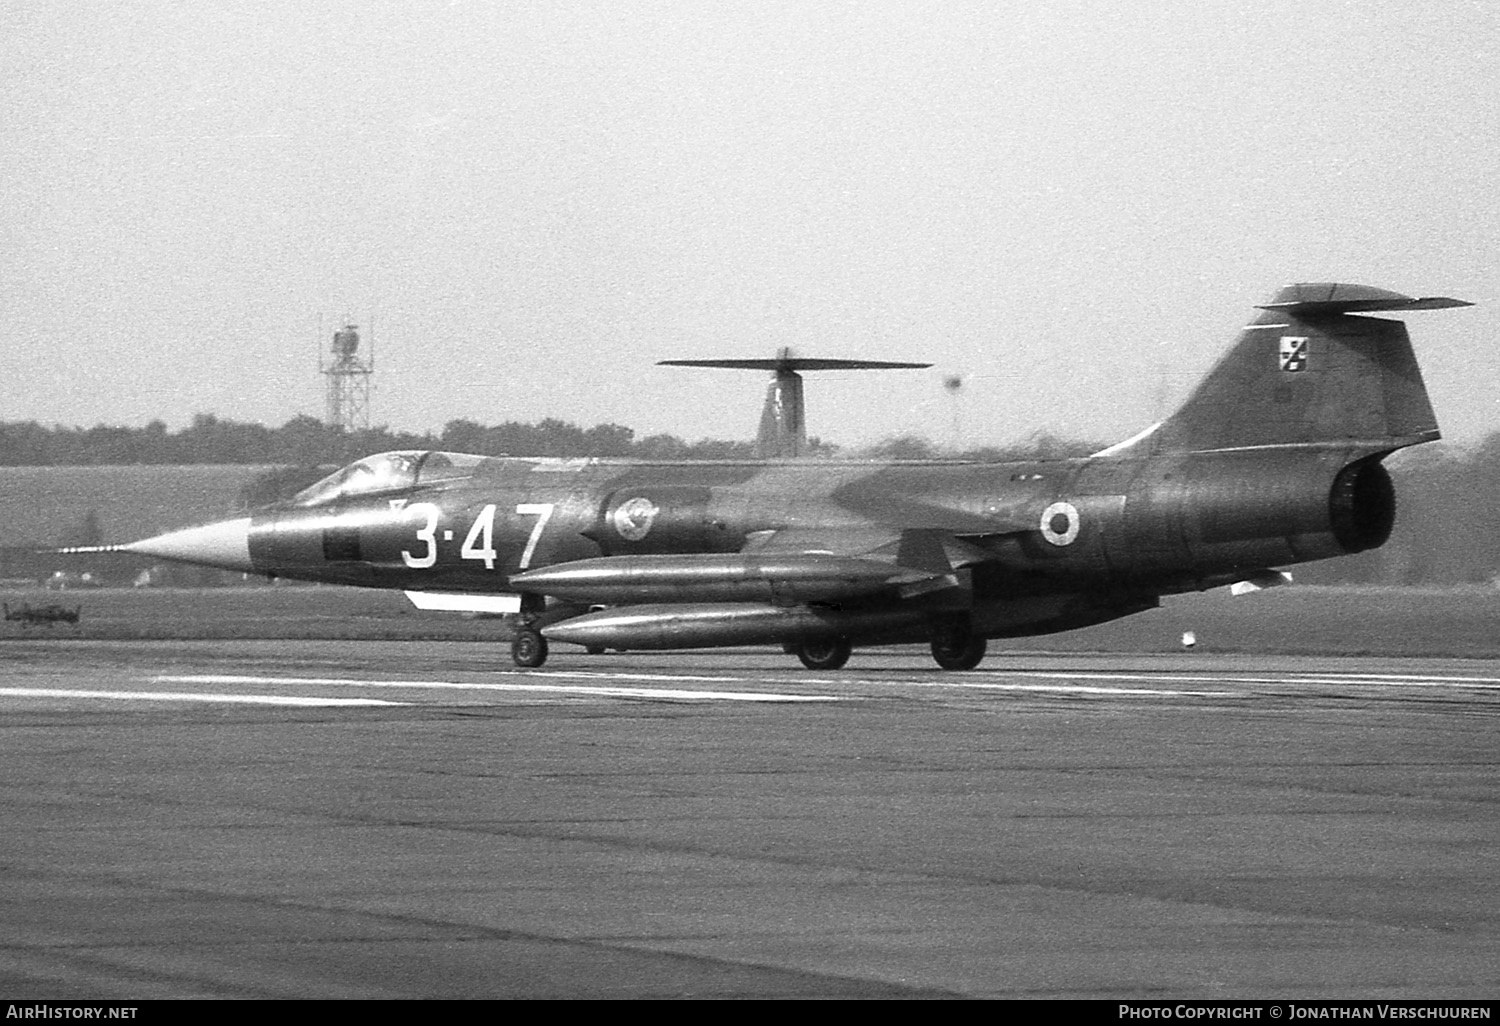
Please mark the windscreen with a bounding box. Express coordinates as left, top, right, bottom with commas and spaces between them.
291, 451, 486, 506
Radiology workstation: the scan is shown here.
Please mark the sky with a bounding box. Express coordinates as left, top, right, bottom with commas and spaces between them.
4, 0, 1498, 451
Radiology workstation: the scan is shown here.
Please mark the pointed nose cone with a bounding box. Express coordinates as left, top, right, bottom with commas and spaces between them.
123, 517, 254, 572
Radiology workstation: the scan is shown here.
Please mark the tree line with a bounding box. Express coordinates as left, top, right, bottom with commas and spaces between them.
0, 414, 1104, 466
0, 414, 751, 466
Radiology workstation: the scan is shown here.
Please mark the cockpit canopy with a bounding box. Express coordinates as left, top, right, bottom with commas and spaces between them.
290, 451, 483, 507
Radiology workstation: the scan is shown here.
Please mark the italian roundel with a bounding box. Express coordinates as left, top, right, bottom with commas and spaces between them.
611, 496, 660, 541
1040, 501, 1080, 546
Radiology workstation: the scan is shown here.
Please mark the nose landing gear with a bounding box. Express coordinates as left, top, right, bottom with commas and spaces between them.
511, 594, 550, 667
511, 627, 548, 668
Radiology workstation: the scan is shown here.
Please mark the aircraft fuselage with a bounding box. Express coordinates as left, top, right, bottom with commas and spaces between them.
241, 444, 1388, 642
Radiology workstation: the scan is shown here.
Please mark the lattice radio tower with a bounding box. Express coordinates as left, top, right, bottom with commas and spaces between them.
321, 320, 374, 433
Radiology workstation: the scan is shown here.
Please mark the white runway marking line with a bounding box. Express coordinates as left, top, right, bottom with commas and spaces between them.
1014, 671, 1500, 691
751, 674, 1238, 697
151, 674, 845, 703
0, 688, 405, 707
924, 679, 1238, 697
527, 670, 754, 684
1289, 672, 1500, 689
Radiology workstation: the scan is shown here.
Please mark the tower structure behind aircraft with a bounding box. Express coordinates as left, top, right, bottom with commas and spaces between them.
321, 321, 374, 434
660, 347, 931, 457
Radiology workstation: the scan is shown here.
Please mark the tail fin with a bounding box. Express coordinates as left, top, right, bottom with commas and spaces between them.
660, 350, 930, 458
1097, 284, 1470, 457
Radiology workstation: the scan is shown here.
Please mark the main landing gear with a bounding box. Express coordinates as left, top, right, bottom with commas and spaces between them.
794, 637, 852, 671
930, 628, 986, 670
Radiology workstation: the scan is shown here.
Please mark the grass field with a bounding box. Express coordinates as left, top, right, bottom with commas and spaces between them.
0, 585, 501, 643
4, 583, 1499, 659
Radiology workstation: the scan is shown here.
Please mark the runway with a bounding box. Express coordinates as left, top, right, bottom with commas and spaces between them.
3, 640, 1499, 998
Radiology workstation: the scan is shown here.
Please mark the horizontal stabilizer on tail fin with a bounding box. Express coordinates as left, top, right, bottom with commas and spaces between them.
1257, 283, 1472, 315
1096, 283, 1469, 458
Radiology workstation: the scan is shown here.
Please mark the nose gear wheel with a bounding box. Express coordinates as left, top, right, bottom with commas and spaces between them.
511, 628, 548, 668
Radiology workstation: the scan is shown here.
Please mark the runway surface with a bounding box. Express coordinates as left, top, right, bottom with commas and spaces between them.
3, 639, 1499, 998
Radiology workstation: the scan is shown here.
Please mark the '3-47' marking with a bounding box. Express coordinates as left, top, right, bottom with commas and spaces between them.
401, 503, 555, 570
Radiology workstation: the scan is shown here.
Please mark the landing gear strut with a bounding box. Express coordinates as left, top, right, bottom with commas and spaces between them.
795, 637, 852, 670
930, 628, 986, 671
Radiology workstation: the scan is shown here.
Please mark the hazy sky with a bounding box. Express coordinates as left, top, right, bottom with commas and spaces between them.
5, 1, 1497, 450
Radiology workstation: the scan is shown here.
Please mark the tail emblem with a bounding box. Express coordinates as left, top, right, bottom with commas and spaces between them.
1279, 336, 1309, 373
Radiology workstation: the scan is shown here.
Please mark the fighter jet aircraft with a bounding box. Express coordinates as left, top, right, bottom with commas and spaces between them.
122, 283, 1468, 669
